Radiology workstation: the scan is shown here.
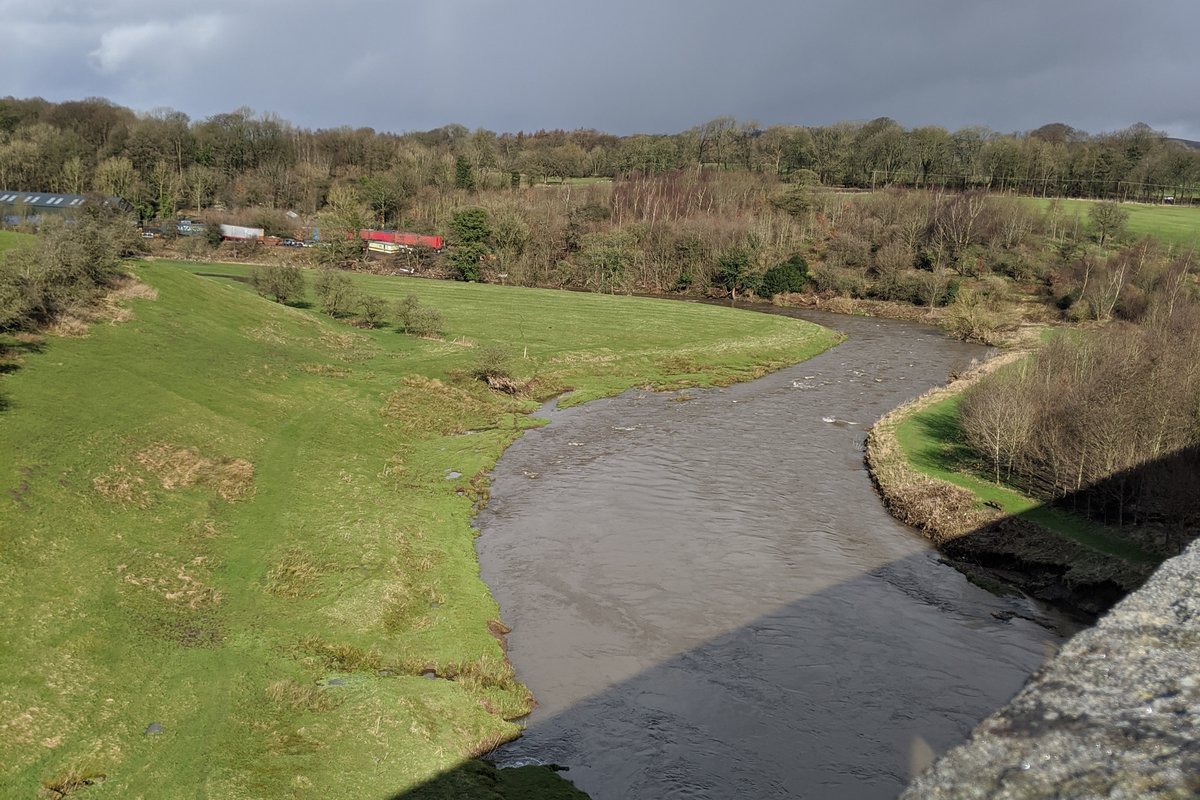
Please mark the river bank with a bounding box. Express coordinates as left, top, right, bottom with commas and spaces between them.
0, 261, 841, 798
863, 353, 1156, 618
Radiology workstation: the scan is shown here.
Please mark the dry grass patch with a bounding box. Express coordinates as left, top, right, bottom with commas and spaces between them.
91, 467, 152, 507
43, 277, 159, 336
265, 680, 342, 713
320, 330, 380, 363
380, 376, 521, 436
45, 315, 91, 338
265, 550, 327, 598
299, 363, 351, 378
133, 443, 255, 501
118, 555, 222, 611
294, 637, 388, 674
1, 703, 51, 753
94, 277, 158, 325
243, 322, 289, 345
659, 354, 704, 374
39, 768, 106, 799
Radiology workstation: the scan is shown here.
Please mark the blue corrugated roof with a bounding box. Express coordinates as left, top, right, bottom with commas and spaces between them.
0, 191, 128, 209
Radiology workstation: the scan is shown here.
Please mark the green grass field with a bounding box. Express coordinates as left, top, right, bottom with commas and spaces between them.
895, 394, 1155, 562
1028, 197, 1200, 248
0, 229, 33, 255
0, 260, 839, 798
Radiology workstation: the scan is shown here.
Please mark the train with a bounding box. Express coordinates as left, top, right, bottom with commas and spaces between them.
357, 229, 445, 251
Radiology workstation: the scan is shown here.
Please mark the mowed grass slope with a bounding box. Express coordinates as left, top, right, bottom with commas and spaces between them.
0, 261, 840, 798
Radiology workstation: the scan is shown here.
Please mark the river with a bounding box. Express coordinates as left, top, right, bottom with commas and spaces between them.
475, 307, 1076, 799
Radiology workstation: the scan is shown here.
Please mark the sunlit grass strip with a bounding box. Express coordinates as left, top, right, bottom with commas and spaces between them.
1027, 197, 1200, 248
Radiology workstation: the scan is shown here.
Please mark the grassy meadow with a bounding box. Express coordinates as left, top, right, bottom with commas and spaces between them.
0, 229, 33, 255
1028, 197, 1200, 248
0, 259, 839, 798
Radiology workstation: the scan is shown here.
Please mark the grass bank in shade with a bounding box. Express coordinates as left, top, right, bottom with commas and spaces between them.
0, 259, 839, 798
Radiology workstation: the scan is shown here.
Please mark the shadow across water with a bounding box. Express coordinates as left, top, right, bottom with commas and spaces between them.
391, 446, 1198, 800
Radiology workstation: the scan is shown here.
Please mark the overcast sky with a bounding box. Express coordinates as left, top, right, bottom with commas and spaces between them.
2, 0, 1198, 139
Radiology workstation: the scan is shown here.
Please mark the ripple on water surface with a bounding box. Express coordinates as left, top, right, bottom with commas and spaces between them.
476, 309, 1073, 800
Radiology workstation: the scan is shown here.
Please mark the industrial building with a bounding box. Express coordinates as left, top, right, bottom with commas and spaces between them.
0, 191, 132, 226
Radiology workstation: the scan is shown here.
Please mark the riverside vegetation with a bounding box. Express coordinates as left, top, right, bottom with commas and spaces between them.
0, 219, 839, 797
865, 257, 1200, 614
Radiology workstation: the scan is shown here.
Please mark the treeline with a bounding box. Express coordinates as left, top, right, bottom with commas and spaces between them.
2, 97, 1198, 226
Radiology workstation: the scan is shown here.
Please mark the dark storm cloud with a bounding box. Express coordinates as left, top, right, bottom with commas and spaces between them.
2, 0, 1197, 138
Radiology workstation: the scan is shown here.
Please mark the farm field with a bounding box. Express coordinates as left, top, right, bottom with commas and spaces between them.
0, 259, 839, 798
1027, 197, 1200, 247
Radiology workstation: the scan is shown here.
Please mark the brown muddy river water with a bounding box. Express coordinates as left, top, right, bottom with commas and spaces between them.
476, 308, 1075, 799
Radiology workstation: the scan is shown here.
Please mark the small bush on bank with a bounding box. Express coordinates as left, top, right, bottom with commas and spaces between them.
314, 268, 358, 316
759, 254, 809, 298
251, 264, 305, 304
0, 207, 144, 332
470, 345, 513, 382
395, 294, 445, 337
358, 294, 387, 328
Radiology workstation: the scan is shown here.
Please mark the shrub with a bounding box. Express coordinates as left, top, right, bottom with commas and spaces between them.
395, 294, 445, 337
314, 268, 357, 316
809, 265, 869, 298
0, 206, 142, 332
251, 264, 305, 304
872, 270, 926, 304
759, 254, 809, 297
470, 345, 513, 382
712, 247, 759, 296
358, 294, 387, 328
670, 270, 693, 293
769, 187, 813, 217
941, 287, 1016, 344
447, 241, 487, 282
